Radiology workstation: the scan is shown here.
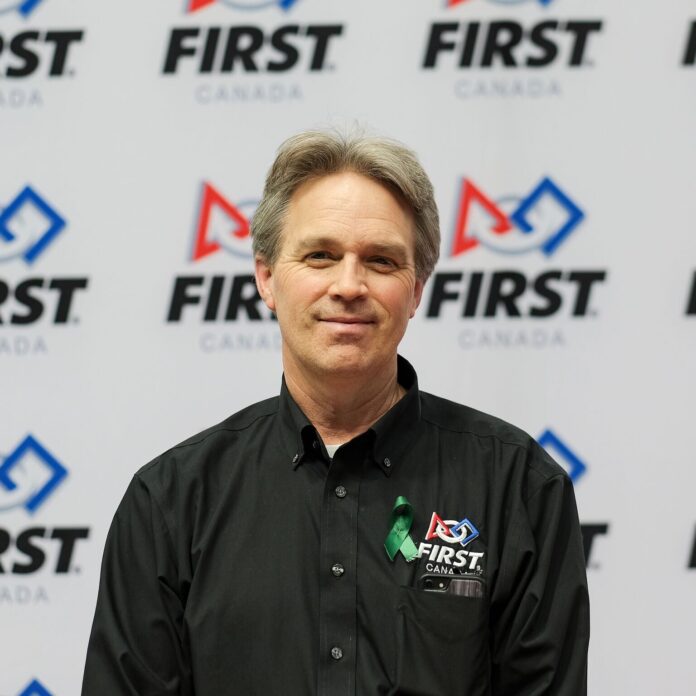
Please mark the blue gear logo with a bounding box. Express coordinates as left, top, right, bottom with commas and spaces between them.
537, 429, 587, 483
17, 679, 53, 696
0, 0, 44, 18
0, 186, 66, 265
0, 435, 67, 514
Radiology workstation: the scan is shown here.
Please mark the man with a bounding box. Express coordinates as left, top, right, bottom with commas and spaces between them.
83, 130, 589, 695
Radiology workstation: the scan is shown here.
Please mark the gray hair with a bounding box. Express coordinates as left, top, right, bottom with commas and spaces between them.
251, 129, 440, 281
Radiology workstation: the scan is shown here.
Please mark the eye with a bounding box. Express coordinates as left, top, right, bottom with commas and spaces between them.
369, 256, 397, 270
305, 251, 334, 265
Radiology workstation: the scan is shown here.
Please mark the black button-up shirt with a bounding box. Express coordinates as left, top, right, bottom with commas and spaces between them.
83, 357, 589, 695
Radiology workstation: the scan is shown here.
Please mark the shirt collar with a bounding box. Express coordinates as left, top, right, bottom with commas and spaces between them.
278, 355, 421, 477
278, 376, 315, 468
369, 355, 420, 476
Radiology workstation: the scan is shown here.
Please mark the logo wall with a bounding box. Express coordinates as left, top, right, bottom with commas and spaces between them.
425, 175, 607, 349
0, 435, 90, 605
0, 186, 89, 356
0, 0, 85, 109
166, 182, 278, 353
162, 0, 345, 106
423, 0, 604, 99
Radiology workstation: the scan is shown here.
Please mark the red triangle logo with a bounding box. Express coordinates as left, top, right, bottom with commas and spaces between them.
188, 0, 216, 13
451, 178, 512, 256
191, 182, 250, 262
448, 0, 472, 7
425, 512, 453, 541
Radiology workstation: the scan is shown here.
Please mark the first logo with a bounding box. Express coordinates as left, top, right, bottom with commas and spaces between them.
0, 0, 44, 18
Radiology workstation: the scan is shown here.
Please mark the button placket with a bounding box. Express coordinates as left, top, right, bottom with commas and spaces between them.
318, 450, 361, 695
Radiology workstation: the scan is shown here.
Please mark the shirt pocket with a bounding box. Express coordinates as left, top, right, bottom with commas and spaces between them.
391, 584, 490, 696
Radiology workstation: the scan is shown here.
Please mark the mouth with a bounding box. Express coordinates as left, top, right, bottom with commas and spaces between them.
320, 316, 375, 325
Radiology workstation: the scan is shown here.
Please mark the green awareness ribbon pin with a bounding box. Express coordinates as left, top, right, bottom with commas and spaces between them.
384, 496, 418, 563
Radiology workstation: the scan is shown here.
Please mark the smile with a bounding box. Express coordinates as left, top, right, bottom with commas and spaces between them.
320, 317, 374, 324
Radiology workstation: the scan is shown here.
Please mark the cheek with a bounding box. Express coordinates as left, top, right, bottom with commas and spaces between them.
274, 272, 327, 310
306, 277, 332, 298
379, 282, 418, 319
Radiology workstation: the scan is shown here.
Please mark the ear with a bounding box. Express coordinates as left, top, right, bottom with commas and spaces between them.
255, 256, 276, 312
409, 278, 425, 318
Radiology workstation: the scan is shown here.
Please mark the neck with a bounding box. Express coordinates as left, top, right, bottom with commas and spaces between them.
284, 358, 405, 445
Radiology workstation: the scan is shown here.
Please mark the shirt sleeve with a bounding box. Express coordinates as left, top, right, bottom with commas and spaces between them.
490, 448, 590, 696
81, 474, 193, 696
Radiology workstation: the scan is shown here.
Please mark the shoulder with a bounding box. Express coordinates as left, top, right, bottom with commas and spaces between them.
135, 396, 279, 483
158, 396, 278, 456
419, 390, 566, 486
420, 390, 529, 446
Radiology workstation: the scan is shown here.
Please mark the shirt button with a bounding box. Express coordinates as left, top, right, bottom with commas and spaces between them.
292, 453, 299, 464
334, 485, 347, 498
331, 563, 345, 577
331, 646, 343, 661
383, 457, 392, 468
313, 440, 319, 449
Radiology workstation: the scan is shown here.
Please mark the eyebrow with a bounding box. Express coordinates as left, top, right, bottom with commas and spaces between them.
294, 236, 410, 259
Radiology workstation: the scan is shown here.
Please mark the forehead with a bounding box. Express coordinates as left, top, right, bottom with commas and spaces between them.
281, 171, 415, 252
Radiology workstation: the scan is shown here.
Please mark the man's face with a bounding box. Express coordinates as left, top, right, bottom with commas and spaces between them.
255, 171, 424, 381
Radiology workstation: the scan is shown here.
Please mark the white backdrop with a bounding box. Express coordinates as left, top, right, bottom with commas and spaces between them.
2, 0, 695, 694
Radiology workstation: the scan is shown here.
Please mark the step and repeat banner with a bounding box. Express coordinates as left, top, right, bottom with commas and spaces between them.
2, 0, 695, 693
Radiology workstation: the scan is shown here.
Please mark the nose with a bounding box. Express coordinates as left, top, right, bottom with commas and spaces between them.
329, 255, 368, 302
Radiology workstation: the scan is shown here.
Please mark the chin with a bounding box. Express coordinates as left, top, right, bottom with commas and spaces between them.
312, 348, 375, 375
